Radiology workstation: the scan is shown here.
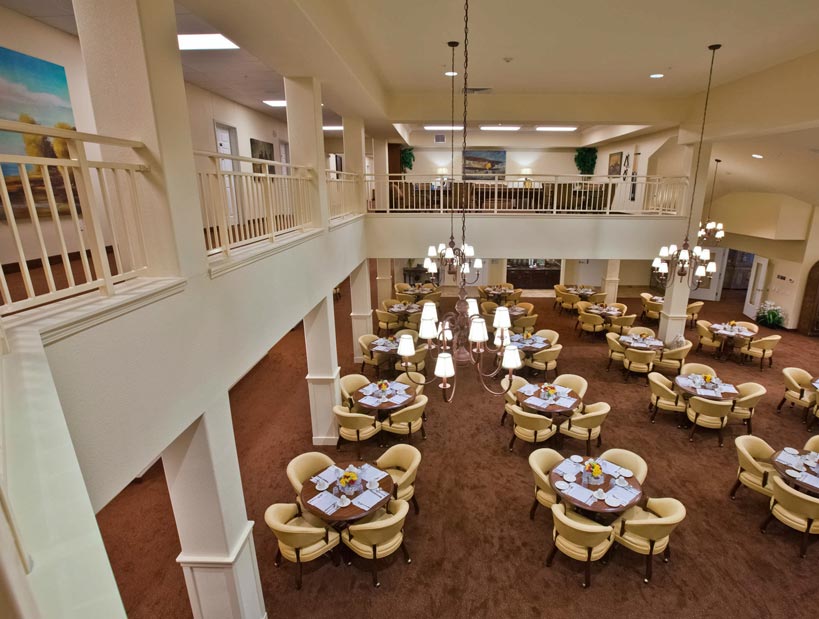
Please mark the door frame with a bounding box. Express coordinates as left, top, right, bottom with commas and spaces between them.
743, 255, 769, 319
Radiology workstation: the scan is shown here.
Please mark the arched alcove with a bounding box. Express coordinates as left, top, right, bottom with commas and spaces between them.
797, 261, 819, 335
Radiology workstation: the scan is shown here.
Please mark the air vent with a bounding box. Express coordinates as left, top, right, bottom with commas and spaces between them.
434, 133, 446, 144
464, 87, 492, 94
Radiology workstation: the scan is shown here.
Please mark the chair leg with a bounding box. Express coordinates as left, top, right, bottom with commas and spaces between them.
717, 426, 724, 447
274, 548, 282, 567
529, 498, 539, 520
777, 396, 786, 411
801, 523, 812, 558
356, 439, 362, 460
688, 422, 697, 442
421, 425, 427, 440
747, 417, 753, 435
583, 551, 592, 588
663, 545, 671, 563
586, 438, 591, 456
760, 512, 775, 533
597, 434, 602, 447
500, 409, 508, 426
371, 553, 380, 588
650, 405, 659, 424
331, 546, 341, 567
644, 541, 655, 583
545, 541, 559, 567
401, 540, 412, 564
729, 478, 742, 499
295, 551, 303, 590
336, 436, 343, 452
411, 495, 420, 515
508, 434, 517, 452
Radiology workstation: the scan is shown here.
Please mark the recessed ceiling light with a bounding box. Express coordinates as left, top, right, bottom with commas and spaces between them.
536, 126, 578, 132
322, 126, 343, 131
424, 125, 464, 131
649, 73, 664, 79
177, 34, 238, 50
444, 71, 458, 77
480, 125, 520, 131
752, 153, 764, 159
262, 100, 286, 107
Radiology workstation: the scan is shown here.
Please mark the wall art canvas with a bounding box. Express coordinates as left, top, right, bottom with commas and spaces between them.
463, 149, 506, 179
607, 151, 622, 176
250, 138, 276, 173
0, 46, 77, 220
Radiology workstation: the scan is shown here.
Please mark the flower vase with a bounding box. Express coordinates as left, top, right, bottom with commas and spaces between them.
583, 471, 604, 486
341, 480, 361, 496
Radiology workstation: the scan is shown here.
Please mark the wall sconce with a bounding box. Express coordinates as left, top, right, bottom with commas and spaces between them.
521, 167, 533, 189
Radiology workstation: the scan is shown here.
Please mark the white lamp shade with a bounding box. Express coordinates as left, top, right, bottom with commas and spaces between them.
668, 244, 678, 255
473, 258, 483, 269
659, 246, 669, 258
501, 345, 522, 370
438, 320, 453, 341
397, 334, 415, 357
421, 302, 438, 321
694, 264, 706, 278
692, 245, 702, 256
466, 298, 479, 316
461, 263, 470, 274
652, 257, 661, 268
444, 247, 455, 259
427, 245, 437, 257
494, 330, 510, 347
706, 221, 716, 230
419, 318, 438, 339
715, 229, 725, 239
493, 306, 511, 329
701, 248, 711, 261
468, 317, 489, 342
659, 262, 669, 274
679, 249, 689, 262
716, 222, 724, 230
437, 243, 446, 253
427, 261, 438, 274
434, 353, 455, 378
707, 261, 717, 273
464, 244, 475, 257
423, 257, 432, 269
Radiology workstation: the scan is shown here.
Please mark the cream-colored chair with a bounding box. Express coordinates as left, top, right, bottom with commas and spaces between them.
648, 372, 686, 423
610, 302, 628, 314
395, 292, 416, 304
382, 298, 401, 311
375, 309, 400, 335
558, 402, 610, 456
534, 329, 559, 345
505, 289, 523, 306
340, 373, 370, 410
642, 300, 663, 322
547, 503, 614, 588
478, 285, 488, 301
512, 314, 538, 335
777, 367, 817, 423
395, 372, 425, 396
730, 435, 775, 500
516, 302, 535, 316
729, 382, 766, 435
762, 476, 819, 558
553, 374, 588, 406
421, 291, 442, 306
612, 497, 686, 583
500, 282, 515, 290
382, 395, 427, 443
500, 374, 529, 425
695, 320, 722, 354
736, 334, 781, 370
394, 282, 411, 294
376, 444, 422, 514
577, 312, 605, 337
681, 362, 716, 377
359, 334, 385, 378
528, 448, 564, 520
686, 301, 704, 328
623, 348, 656, 383
341, 499, 411, 587
480, 300, 499, 315
588, 292, 607, 305
334, 405, 382, 458
394, 344, 427, 373
421, 282, 436, 290
553, 285, 565, 310
653, 340, 693, 375
286, 451, 336, 497
731, 320, 760, 349
686, 396, 732, 447
607, 314, 636, 335
599, 448, 648, 484
508, 404, 557, 452
404, 312, 422, 332
804, 435, 819, 452
628, 326, 655, 338
395, 329, 419, 344
265, 503, 340, 589
606, 332, 627, 371
560, 293, 581, 315
524, 344, 563, 380
575, 301, 593, 315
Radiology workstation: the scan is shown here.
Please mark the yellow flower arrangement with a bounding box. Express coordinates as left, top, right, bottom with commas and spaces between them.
728, 320, 736, 327
523, 331, 532, 339
542, 384, 557, 396
703, 374, 713, 383
338, 471, 358, 487
584, 459, 603, 477
377, 379, 390, 391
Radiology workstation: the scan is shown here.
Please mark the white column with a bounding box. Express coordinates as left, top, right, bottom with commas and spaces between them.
342, 117, 366, 208
603, 259, 620, 302
73, 0, 207, 278
376, 258, 393, 306
284, 76, 329, 229
304, 294, 341, 444
350, 260, 373, 363
163, 395, 265, 619
373, 138, 389, 211
559, 259, 567, 285
659, 143, 712, 342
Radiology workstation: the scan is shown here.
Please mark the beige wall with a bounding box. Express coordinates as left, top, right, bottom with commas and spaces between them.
713, 192, 812, 240
410, 148, 576, 177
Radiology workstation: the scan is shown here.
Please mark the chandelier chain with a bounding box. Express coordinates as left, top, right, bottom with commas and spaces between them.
450, 43, 456, 240
461, 0, 469, 250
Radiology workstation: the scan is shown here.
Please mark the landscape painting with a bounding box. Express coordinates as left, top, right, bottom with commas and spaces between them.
250, 138, 276, 173
463, 149, 506, 179
0, 46, 76, 220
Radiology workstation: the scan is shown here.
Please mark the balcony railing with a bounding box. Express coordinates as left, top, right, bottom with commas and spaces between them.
326, 170, 364, 221
195, 152, 314, 257
0, 119, 149, 316
365, 173, 688, 215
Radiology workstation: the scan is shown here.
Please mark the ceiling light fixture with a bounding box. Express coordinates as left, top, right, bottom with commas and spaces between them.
752, 153, 764, 159
177, 34, 239, 50
262, 100, 287, 107
424, 125, 464, 131
322, 126, 343, 131
535, 126, 578, 132
650, 73, 665, 79
652, 44, 722, 290
698, 158, 725, 243
444, 71, 458, 77
480, 125, 521, 131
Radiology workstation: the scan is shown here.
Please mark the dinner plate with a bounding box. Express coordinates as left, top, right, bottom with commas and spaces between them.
785, 469, 801, 479
554, 480, 569, 490
620, 468, 634, 478
784, 447, 799, 455
615, 477, 629, 487
604, 496, 621, 508
570, 455, 584, 463
563, 474, 577, 483
336, 495, 351, 507
315, 479, 329, 491
366, 480, 379, 490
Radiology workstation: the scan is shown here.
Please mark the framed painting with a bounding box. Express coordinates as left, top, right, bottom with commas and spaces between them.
607, 152, 622, 176
250, 138, 276, 173
463, 149, 505, 180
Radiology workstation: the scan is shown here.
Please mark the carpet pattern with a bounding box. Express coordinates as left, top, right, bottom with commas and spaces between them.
96, 280, 818, 619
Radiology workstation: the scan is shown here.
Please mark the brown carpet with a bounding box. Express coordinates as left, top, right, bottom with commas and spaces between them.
96, 278, 818, 619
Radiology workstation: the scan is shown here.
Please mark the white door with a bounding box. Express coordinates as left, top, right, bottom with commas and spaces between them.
215, 125, 237, 220
689, 247, 728, 302
743, 256, 769, 318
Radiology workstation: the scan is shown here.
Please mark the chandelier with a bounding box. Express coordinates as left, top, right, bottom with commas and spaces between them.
652, 43, 722, 290
697, 158, 724, 243
398, 0, 521, 402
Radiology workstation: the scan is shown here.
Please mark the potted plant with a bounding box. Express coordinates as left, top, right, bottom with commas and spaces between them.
400, 147, 415, 173
574, 147, 597, 177
756, 300, 785, 328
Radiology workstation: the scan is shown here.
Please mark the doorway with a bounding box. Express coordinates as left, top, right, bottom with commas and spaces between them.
689, 247, 729, 302
798, 261, 819, 335
743, 255, 769, 319
214, 123, 239, 221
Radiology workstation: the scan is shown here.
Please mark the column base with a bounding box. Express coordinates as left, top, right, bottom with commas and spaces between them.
603, 276, 620, 303
350, 310, 373, 362
658, 311, 688, 343
177, 522, 266, 619
306, 368, 341, 442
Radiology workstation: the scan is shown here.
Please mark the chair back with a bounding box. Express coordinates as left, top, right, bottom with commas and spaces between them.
569, 403, 609, 430
529, 448, 564, 493
561, 293, 581, 307
265, 503, 326, 549
389, 395, 427, 425
340, 373, 369, 402
347, 500, 410, 547
514, 315, 538, 330
500, 282, 514, 290
686, 301, 704, 317
606, 332, 626, 354
396, 293, 416, 303
610, 302, 628, 314
695, 320, 714, 341
507, 289, 523, 304
516, 302, 535, 315
648, 372, 677, 401
532, 344, 562, 364
375, 309, 399, 325
660, 340, 692, 361
402, 345, 428, 367
421, 283, 436, 290
554, 374, 588, 398
579, 313, 604, 327
735, 435, 774, 477
600, 448, 648, 484
382, 298, 401, 311
640, 292, 653, 302
622, 497, 686, 542
501, 374, 529, 405
376, 444, 421, 491
535, 329, 559, 345
588, 292, 607, 304
750, 334, 781, 351
575, 301, 592, 314
771, 476, 819, 521
359, 334, 379, 359
509, 405, 553, 433
625, 348, 656, 366
735, 320, 758, 333
804, 435, 819, 452
286, 452, 335, 494
405, 312, 422, 329
734, 382, 766, 410
689, 396, 732, 420
334, 405, 378, 431
629, 326, 655, 338
609, 314, 636, 333
681, 362, 716, 377
481, 301, 499, 314
645, 301, 663, 314
394, 283, 411, 293
395, 372, 425, 395
783, 367, 813, 393
422, 291, 442, 304
551, 503, 612, 548
395, 329, 419, 343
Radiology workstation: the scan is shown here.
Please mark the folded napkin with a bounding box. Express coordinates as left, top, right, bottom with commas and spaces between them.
775, 452, 803, 468
518, 383, 539, 396
361, 383, 378, 395
696, 388, 719, 397
352, 489, 389, 511
358, 463, 389, 483
359, 395, 383, 407
631, 342, 649, 349
315, 465, 344, 485
676, 377, 694, 388
530, 342, 548, 349
554, 460, 582, 476
646, 338, 663, 347
598, 459, 621, 477
307, 490, 340, 515
799, 472, 819, 490
718, 384, 738, 395
555, 396, 577, 408
389, 381, 409, 392
554, 385, 571, 396
388, 393, 411, 405
510, 334, 523, 342
524, 396, 550, 408
608, 485, 639, 505
373, 345, 394, 353
373, 338, 388, 345
566, 483, 595, 505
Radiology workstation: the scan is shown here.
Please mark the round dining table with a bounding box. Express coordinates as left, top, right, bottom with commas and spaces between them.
770, 448, 819, 496
388, 303, 421, 320
300, 460, 395, 525
673, 374, 737, 402
585, 305, 623, 323
566, 287, 598, 300
618, 334, 665, 352
549, 456, 644, 515
485, 286, 513, 303
510, 335, 552, 355
354, 384, 417, 416
516, 384, 580, 419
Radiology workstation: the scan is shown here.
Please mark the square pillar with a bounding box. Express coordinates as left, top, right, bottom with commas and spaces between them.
284, 76, 329, 228
603, 259, 620, 303
373, 138, 389, 211
342, 117, 366, 208
304, 294, 341, 444
376, 259, 393, 307
163, 395, 265, 619
350, 260, 373, 363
